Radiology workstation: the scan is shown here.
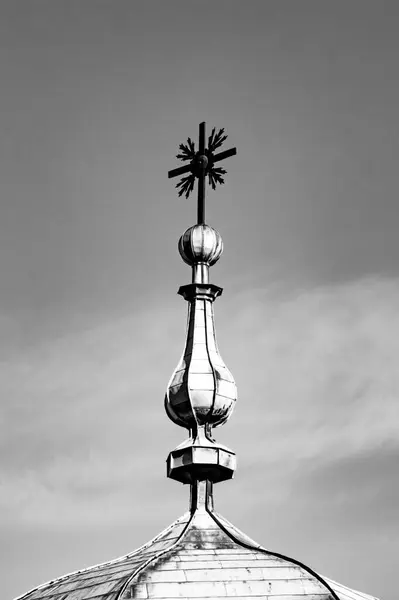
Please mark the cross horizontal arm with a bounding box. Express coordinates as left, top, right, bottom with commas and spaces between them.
212, 147, 237, 164
168, 147, 237, 179
168, 164, 192, 179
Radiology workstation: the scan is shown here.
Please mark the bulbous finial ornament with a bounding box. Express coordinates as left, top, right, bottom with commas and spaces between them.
165, 280, 237, 431
164, 277, 237, 484
179, 224, 223, 267
165, 348, 236, 430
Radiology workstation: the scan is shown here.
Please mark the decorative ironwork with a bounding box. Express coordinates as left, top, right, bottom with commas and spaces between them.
168, 122, 236, 224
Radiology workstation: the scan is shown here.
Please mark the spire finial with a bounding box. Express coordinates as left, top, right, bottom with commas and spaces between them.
168, 122, 237, 224
165, 125, 237, 503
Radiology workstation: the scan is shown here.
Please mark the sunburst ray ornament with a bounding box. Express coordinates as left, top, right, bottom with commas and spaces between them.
168, 122, 237, 224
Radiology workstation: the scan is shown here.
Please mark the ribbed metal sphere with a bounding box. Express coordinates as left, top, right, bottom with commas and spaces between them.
179, 224, 223, 266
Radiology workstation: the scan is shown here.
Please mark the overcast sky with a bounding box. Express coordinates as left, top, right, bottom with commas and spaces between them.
1, 2, 398, 599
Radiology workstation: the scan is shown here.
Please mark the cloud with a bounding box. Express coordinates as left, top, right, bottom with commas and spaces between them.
222, 276, 399, 465
0, 300, 184, 530
296, 442, 399, 532
0, 275, 397, 600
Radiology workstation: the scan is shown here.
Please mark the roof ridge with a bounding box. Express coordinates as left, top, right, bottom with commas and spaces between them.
116, 511, 194, 599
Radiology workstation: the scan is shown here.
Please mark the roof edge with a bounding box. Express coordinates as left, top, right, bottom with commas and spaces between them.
13, 512, 191, 600
207, 507, 341, 600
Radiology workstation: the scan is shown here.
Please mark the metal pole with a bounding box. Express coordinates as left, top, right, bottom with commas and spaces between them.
197, 122, 206, 224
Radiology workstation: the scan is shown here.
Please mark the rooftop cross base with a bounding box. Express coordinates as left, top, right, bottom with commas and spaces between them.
165, 190, 237, 492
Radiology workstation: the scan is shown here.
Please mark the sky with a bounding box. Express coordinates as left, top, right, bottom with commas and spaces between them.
1, 1, 398, 599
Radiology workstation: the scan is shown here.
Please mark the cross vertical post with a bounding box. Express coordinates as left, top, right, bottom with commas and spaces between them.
198, 122, 206, 225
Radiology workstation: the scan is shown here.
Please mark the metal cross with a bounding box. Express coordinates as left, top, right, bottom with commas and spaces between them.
168, 122, 237, 225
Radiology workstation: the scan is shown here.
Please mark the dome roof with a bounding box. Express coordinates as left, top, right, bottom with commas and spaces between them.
16, 501, 379, 600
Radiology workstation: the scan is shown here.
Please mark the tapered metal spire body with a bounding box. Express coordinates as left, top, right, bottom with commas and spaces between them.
166, 124, 237, 493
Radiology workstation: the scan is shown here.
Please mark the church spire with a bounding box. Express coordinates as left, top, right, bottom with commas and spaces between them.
165, 123, 237, 505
